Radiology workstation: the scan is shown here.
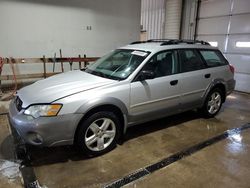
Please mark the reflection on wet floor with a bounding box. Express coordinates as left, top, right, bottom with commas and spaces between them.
127, 129, 250, 188
227, 131, 244, 154
0, 91, 249, 188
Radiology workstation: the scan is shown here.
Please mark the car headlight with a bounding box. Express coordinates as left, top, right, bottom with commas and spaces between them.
24, 104, 62, 118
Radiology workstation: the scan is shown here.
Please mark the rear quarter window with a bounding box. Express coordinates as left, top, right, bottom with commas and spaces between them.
199, 50, 227, 67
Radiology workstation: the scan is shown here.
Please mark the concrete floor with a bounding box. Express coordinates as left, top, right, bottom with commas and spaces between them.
0, 92, 250, 187
0, 101, 22, 188
126, 129, 250, 188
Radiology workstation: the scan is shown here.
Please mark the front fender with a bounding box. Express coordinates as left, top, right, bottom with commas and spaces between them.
76, 97, 129, 133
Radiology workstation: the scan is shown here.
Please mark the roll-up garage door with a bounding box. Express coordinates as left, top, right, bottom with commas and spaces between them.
141, 0, 166, 39
140, 0, 182, 40
196, 0, 250, 93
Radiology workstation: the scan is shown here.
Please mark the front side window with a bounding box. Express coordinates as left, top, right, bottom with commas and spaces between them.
85, 49, 149, 80
142, 50, 178, 78
199, 50, 227, 67
179, 49, 205, 72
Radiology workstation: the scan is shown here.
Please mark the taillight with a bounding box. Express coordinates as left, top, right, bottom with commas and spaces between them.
229, 64, 235, 74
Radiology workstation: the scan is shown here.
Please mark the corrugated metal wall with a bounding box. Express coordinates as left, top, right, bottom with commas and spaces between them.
141, 0, 182, 40
196, 0, 250, 93
141, 0, 165, 40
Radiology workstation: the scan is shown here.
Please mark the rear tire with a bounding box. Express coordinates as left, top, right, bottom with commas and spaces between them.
202, 88, 223, 118
76, 111, 121, 157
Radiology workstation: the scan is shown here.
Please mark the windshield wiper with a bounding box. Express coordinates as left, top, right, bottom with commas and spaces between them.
91, 71, 109, 79
80, 67, 87, 71
85, 69, 121, 81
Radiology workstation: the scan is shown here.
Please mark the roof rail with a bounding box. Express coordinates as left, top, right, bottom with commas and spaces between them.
130, 39, 210, 46
160, 39, 210, 46
130, 41, 147, 44
130, 39, 173, 44
147, 39, 173, 42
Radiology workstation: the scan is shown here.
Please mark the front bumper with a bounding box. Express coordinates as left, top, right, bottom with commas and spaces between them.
8, 100, 83, 147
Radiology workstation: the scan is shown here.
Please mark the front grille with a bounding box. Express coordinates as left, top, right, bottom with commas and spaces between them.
15, 96, 23, 111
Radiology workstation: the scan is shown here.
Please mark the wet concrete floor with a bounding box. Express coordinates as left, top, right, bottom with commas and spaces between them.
0, 101, 22, 188
0, 92, 250, 187
126, 128, 250, 188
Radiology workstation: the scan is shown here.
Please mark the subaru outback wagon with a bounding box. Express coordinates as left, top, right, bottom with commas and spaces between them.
9, 39, 235, 156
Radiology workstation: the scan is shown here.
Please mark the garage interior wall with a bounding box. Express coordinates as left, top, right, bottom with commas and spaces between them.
0, 0, 140, 58
195, 0, 250, 93
0, 0, 140, 80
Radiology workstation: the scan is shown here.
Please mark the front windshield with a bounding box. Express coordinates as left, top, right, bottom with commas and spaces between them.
85, 49, 150, 80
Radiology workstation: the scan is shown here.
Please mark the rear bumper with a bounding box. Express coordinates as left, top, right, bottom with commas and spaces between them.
226, 78, 236, 95
8, 99, 83, 147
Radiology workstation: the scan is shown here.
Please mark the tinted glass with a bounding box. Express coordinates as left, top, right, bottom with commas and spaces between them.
86, 49, 149, 80
200, 50, 227, 67
179, 49, 205, 72
143, 50, 178, 78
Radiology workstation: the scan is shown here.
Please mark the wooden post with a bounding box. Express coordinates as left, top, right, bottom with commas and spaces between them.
0, 58, 4, 96
78, 55, 82, 69
69, 59, 73, 71
60, 49, 64, 72
84, 54, 87, 67
52, 53, 56, 73
43, 55, 47, 78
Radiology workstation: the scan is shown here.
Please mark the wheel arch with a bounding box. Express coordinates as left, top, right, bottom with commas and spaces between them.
203, 80, 227, 105
213, 83, 226, 102
74, 98, 128, 143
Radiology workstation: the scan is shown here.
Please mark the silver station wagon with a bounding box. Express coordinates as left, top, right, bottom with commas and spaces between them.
9, 39, 235, 156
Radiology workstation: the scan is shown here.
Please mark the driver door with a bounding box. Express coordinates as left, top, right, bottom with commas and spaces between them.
129, 50, 182, 124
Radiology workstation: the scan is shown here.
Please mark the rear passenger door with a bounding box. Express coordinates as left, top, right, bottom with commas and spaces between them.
178, 49, 212, 111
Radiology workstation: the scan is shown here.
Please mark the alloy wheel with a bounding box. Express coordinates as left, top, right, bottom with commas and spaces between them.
207, 91, 222, 114
84, 118, 116, 151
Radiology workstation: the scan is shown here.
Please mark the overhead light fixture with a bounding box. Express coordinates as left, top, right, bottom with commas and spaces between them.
236, 41, 250, 48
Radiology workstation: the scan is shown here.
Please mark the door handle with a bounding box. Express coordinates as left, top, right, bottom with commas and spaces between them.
205, 74, 211, 78
170, 80, 178, 86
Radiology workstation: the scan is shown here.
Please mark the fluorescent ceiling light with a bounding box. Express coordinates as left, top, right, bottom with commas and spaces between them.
236, 42, 250, 48
208, 41, 218, 47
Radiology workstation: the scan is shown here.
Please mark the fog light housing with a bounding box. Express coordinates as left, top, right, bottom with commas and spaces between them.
27, 132, 43, 145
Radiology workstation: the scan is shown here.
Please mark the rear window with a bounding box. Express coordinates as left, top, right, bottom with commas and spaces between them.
199, 50, 227, 67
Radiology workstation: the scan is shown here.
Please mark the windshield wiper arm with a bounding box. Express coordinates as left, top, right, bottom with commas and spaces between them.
92, 71, 108, 78
81, 67, 87, 71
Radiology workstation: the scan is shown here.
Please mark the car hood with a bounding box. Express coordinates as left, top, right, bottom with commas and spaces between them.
17, 70, 117, 108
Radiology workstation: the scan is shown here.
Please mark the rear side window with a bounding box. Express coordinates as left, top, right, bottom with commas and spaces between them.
199, 50, 227, 67
179, 49, 205, 72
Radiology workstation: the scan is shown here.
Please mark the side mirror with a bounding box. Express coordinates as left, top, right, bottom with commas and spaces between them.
138, 70, 155, 81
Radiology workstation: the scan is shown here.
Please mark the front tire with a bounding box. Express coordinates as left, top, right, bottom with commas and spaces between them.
76, 111, 121, 157
202, 88, 223, 118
